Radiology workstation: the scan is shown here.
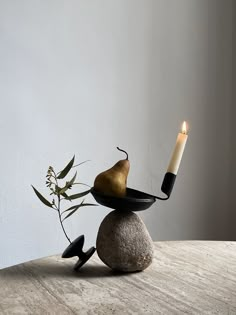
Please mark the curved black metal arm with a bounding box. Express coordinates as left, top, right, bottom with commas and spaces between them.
142, 191, 169, 201
153, 194, 170, 201
143, 172, 176, 201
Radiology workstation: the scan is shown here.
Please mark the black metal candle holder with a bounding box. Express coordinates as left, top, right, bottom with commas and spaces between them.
91, 172, 176, 211
62, 172, 176, 270
62, 235, 96, 271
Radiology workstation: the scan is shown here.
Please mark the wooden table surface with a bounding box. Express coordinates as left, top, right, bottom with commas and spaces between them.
0, 241, 236, 315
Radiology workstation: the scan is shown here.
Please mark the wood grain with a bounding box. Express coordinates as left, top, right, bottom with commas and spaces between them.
0, 241, 236, 314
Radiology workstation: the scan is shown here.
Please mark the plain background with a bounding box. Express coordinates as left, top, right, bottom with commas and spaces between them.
0, 0, 235, 269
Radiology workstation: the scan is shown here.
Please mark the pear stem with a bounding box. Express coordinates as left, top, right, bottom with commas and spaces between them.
117, 147, 129, 160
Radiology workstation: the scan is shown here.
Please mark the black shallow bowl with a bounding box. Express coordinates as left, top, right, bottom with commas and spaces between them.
90, 187, 156, 212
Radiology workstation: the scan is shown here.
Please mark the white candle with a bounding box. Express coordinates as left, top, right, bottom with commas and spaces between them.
167, 121, 188, 175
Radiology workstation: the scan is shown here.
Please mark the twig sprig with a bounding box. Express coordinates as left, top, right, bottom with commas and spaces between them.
32, 156, 97, 243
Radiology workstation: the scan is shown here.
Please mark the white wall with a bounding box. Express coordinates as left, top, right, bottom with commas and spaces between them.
0, 0, 234, 269
142, 0, 233, 241
0, 0, 154, 269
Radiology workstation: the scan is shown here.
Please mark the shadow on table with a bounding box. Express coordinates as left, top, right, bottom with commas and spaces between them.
0, 260, 132, 279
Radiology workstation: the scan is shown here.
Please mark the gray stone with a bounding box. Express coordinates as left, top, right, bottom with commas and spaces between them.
96, 210, 154, 272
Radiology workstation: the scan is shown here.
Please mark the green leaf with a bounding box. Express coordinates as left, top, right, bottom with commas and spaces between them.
55, 188, 72, 201
66, 171, 77, 188
73, 160, 90, 168
61, 204, 81, 214
57, 156, 75, 179
73, 182, 91, 188
55, 185, 61, 193
62, 202, 98, 215
65, 189, 91, 200
58, 172, 77, 195
32, 185, 53, 208
61, 191, 70, 198
79, 203, 98, 207
58, 187, 68, 195
62, 200, 84, 221
62, 200, 97, 221
62, 207, 80, 221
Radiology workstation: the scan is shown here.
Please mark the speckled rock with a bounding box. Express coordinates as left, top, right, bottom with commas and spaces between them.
96, 210, 154, 272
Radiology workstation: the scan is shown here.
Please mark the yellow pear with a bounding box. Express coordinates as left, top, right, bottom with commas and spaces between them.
94, 147, 130, 197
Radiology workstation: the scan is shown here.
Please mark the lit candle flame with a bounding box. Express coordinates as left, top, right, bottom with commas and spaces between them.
182, 121, 187, 134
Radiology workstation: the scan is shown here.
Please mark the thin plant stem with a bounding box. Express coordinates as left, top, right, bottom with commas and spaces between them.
57, 198, 71, 244
52, 169, 72, 244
